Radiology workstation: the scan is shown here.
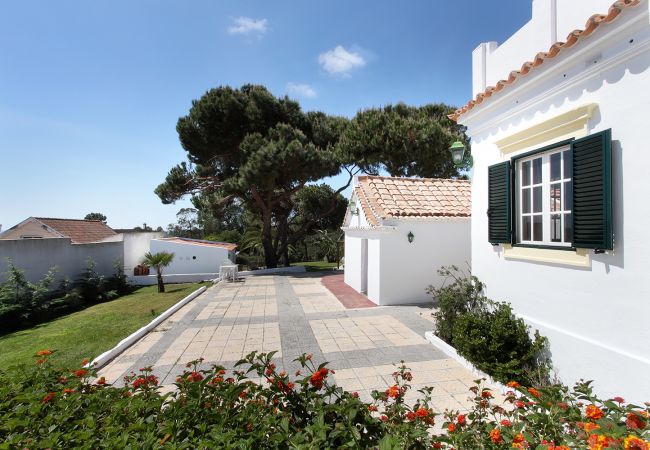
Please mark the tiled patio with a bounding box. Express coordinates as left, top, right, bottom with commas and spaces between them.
98, 272, 500, 411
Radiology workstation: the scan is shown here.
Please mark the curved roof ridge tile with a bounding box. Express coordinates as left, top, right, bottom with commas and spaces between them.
449, 0, 640, 122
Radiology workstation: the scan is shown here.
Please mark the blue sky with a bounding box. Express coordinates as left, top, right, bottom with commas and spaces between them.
0, 1, 531, 230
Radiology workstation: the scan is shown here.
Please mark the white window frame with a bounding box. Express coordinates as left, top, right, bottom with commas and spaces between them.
515, 144, 572, 247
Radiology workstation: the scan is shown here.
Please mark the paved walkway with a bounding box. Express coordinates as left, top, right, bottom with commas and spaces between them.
99, 273, 498, 412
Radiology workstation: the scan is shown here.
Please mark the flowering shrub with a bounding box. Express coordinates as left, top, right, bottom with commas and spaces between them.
0, 350, 648, 449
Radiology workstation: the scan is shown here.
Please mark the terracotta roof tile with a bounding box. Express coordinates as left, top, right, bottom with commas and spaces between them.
353, 176, 471, 225
159, 237, 237, 251
35, 217, 117, 244
449, 0, 641, 122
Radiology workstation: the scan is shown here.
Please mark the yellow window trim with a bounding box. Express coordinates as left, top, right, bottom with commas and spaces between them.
503, 245, 590, 268
495, 104, 598, 155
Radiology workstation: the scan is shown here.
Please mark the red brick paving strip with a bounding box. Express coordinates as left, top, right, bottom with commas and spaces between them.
321, 274, 376, 309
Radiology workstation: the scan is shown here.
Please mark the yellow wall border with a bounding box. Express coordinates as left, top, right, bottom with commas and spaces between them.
503, 245, 591, 268
495, 104, 598, 155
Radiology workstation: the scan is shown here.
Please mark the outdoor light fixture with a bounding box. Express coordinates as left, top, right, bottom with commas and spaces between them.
407, 231, 414, 243
349, 201, 359, 215
449, 140, 466, 166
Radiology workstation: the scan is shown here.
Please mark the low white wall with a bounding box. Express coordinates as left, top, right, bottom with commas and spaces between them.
0, 238, 123, 283
150, 240, 229, 275
91, 286, 207, 368
378, 220, 471, 305
238, 266, 306, 277
128, 273, 218, 285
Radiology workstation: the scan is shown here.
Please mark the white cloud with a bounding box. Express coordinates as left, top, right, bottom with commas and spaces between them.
227, 17, 268, 35
286, 83, 317, 99
318, 45, 366, 76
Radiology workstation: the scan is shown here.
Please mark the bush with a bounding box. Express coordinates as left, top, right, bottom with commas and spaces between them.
427, 266, 550, 386
1, 351, 648, 449
426, 266, 489, 344
453, 303, 550, 385
0, 259, 132, 332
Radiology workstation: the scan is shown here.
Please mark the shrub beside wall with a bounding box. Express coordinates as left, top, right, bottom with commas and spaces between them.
427, 266, 551, 386
0, 260, 132, 332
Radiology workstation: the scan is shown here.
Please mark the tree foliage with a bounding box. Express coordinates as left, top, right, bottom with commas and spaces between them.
156, 85, 468, 268
338, 103, 471, 177
84, 213, 107, 222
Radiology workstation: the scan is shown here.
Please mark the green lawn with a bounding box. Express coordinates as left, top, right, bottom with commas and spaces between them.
0, 283, 205, 370
291, 261, 340, 272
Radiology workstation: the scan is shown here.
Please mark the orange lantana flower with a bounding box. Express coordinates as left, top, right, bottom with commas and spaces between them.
585, 404, 605, 420
623, 435, 649, 450
490, 428, 503, 444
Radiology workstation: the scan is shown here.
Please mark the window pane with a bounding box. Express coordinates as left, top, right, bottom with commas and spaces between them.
532, 157, 542, 184
533, 186, 542, 213
522, 161, 531, 186
550, 183, 561, 212
563, 149, 572, 179
551, 214, 561, 242
533, 215, 543, 241
522, 188, 531, 213
564, 213, 573, 243
564, 181, 572, 211
522, 216, 531, 241
550, 152, 561, 181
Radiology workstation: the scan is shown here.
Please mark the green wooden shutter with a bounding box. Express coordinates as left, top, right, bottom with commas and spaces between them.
488, 161, 512, 244
572, 129, 613, 250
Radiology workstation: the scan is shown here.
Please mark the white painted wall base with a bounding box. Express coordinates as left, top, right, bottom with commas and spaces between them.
425, 331, 507, 394
128, 273, 218, 285
90, 286, 207, 369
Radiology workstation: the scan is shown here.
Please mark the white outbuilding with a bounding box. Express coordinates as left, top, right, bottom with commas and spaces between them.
342, 175, 471, 306
149, 237, 237, 275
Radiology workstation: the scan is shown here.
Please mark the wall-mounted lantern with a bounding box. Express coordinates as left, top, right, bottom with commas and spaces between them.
349, 201, 359, 215
407, 231, 414, 243
449, 140, 466, 167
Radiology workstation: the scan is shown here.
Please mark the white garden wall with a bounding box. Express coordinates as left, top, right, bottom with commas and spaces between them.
0, 237, 123, 283
461, 4, 650, 403
150, 239, 230, 275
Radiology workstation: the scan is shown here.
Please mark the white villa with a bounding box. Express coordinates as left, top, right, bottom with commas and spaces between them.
451, 0, 650, 402
342, 175, 471, 306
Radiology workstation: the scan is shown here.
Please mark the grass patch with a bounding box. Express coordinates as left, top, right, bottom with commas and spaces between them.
291, 261, 339, 272
0, 283, 205, 370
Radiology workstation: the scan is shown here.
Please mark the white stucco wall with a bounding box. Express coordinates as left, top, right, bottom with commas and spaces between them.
344, 234, 363, 292
378, 220, 471, 306
343, 220, 471, 306
0, 238, 123, 283
473, 0, 628, 96
149, 239, 230, 275
122, 231, 165, 275
462, 4, 650, 403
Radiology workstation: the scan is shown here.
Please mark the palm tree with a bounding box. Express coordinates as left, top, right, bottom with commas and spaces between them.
142, 251, 174, 293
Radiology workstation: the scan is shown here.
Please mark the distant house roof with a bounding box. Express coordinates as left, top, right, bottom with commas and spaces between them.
158, 237, 237, 251
351, 176, 471, 226
34, 217, 118, 244
449, 0, 641, 122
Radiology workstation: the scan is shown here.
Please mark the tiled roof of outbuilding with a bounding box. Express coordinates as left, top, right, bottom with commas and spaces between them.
449, 0, 641, 122
35, 217, 117, 244
354, 176, 471, 225
159, 237, 237, 251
